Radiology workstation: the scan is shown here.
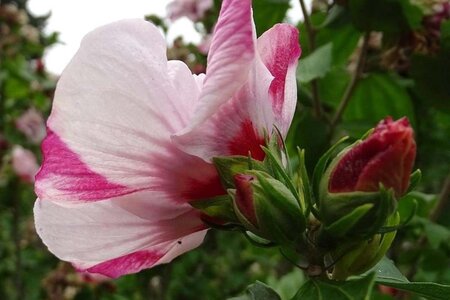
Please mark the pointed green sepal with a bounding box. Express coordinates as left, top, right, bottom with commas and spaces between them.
212, 155, 266, 189
190, 194, 238, 224
296, 147, 314, 216
324, 203, 374, 238
407, 169, 422, 193
331, 212, 400, 280
312, 136, 349, 202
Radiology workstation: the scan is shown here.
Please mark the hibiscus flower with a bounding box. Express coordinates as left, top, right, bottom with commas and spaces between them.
34, 0, 300, 278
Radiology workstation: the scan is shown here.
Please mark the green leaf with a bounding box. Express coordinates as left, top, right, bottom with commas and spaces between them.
297, 43, 333, 83
292, 273, 376, 300
229, 281, 281, 300
318, 67, 351, 108
316, 12, 361, 66
342, 73, 416, 126
398, 191, 436, 218
253, 0, 290, 35
267, 269, 306, 300
348, 0, 423, 33
366, 257, 450, 300
416, 217, 450, 249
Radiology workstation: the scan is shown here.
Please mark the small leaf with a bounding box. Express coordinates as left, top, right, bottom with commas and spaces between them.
229, 281, 281, 300
416, 217, 450, 249
292, 273, 376, 300
364, 257, 450, 300
297, 43, 333, 83
342, 73, 416, 126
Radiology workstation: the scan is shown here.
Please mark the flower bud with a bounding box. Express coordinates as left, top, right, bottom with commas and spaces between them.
328, 117, 416, 198
231, 172, 306, 246
317, 117, 415, 240
330, 213, 400, 280
233, 174, 259, 229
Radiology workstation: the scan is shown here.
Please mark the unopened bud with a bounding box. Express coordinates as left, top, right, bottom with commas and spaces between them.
231, 171, 306, 247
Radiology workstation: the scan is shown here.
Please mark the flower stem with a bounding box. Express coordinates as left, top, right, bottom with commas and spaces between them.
299, 0, 323, 118
330, 32, 371, 129
299, 0, 315, 50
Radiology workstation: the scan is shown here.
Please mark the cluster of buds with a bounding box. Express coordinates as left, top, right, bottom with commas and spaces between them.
194, 117, 417, 280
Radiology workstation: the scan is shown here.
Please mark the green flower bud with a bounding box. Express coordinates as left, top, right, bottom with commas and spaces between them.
230, 171, 306, 247
330, 213, 400, 280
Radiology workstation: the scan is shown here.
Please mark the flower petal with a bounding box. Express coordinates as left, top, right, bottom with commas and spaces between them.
172, 56, 274, 161
257, 24, 301, 134
34, 194, 207, 278
187, 0, 256, 130
36, 20, 219, 204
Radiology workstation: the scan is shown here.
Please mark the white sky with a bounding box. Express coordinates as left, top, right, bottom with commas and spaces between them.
27, 0, 306, 74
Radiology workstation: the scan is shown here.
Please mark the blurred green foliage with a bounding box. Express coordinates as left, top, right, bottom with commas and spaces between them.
1, 0, 449, 299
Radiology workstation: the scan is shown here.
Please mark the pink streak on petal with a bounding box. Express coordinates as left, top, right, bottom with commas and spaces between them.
148, 144, 225, 202
85, 250, 163, 278
36, 129, 134, 201
258, 24, 301, 133
228, 119, 266, 161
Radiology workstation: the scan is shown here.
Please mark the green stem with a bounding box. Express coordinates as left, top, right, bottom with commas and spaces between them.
330, 32, 371, 129
299, 0, 323, 118
299, 0, 315, 50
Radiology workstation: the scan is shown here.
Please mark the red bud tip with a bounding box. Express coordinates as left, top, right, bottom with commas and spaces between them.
329, 117, 416, 197
234, 174, 258, 226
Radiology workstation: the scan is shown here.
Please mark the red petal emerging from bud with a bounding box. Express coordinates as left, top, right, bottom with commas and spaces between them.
234, 174, 258, 226
329, 117, 416, 197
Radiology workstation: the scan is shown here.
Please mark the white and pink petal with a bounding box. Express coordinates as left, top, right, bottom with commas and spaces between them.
186, 0, 256, 129
34, 193, 207, 278
36, 19, 219, 204
172, 56, 274, 161
257, 24, 301, 135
